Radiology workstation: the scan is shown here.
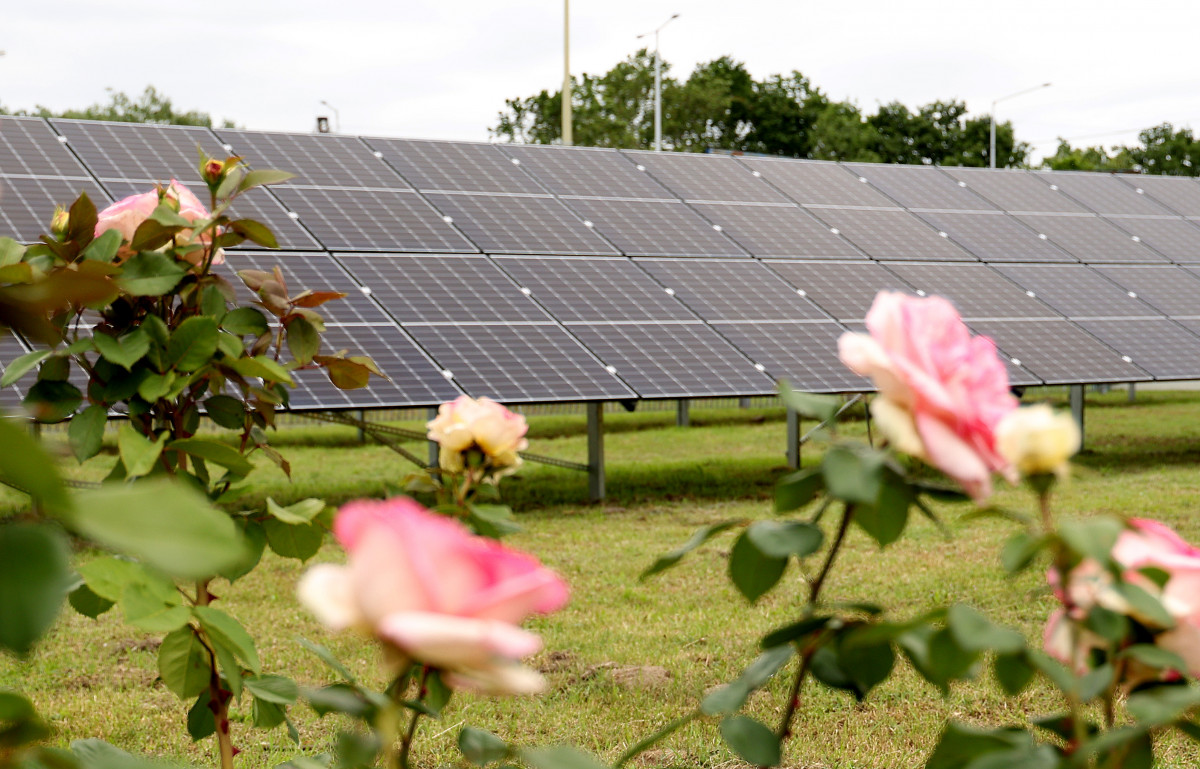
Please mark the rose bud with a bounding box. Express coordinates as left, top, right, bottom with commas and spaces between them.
50, 207, 70, 239
202, 158, 225, 185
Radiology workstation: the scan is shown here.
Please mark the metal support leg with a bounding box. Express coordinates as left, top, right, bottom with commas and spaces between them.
1069, 385, 1085, 448
739, 396, 750, 409
1127, 383, 1136, 403
357, 409, 366, 443
426, 406, 439, 468
786, 407, 800, 469
676, 399, 690, 427
587, 401, 605, 502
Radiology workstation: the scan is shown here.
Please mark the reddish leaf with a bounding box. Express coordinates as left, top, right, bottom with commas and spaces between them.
289, 290, 347, 309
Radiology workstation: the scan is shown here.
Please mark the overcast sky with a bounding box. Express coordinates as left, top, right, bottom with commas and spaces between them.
6, 0, 1200, 162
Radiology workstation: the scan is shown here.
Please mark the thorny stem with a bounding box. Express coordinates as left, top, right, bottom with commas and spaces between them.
398, 666, 430, 769
197, 579, 236, 769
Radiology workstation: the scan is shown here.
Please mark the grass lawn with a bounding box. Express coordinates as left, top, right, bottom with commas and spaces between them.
4, 390, 1200, 768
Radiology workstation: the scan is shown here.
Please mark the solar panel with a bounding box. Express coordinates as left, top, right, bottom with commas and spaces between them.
0, 176, 112, 244
271, 187, 475, 252
286, 325, 464, 409
809, 208, 976, 261
1074, 319, 1200, 380
710, 321, 869, 392
625, 151, 790, 204
0, 334, 29, 411
1035, 171, 1172, 216
883, 262, 1058, 320
423, 193, 618, 255
562, 198, 745, 257
765, 260, 916, 321
967, 320, 1150, 384
495, 257, 694, 323
915, 211, 1075, 262
366, 138, 544, 194
942, 167, 1088, 213
498, 144, 673, 199
1119, 175, 1200, 217
0, 117, 95, 177
405, 323, 634, 402
635, 258, 829, 321
51, 119, 226, 182
1101, 216, 1200, 263
220, 252, 385, 326
215, 130, 406, 189
336, 254, 547, 325
1014, 214, 1169, 263
1091, 265, 1200, 317
104, 180, 320, 251
737, 157, 895, 207
993, 263, 1157, 318
566, 322, 775, 398
689, 203, 865, 259
845, 163, 999, 211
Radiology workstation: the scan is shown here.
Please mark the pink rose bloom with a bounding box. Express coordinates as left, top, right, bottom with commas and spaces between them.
94, 180, 224, 267
297, 497, 568, 694
427, 395, 529, 474
838, 291, 1018, 501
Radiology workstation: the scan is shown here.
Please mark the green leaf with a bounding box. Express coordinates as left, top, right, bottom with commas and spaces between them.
993, 652, 1035, 696
80, 228, 122, 262
1127, 685, 1200, 726
745, 520, 823, 559
203, 395, 244, 430
729, 530, 787, 603
116, 251, 186, 296
1059, 517, 1123, 564
68, 581, 115, 618
425, 669, 452, 717
263, 518, 324, 561
1120, 644, 1188, 674
0, 524, 70, 656
779, 382, 839, 423
720, 715, 780, 767
947, 604, 1024, 654
158, 627, 211, 699
24, 379, 82, 423
218, 519, 266, 583
169, 438, 253, 477
117, 423, 166, 477
0, 416, 71, 515
641, 520, 741, 580
521, 746, 609, 769
0, 237, 26, 266
468, 503, 522, 539
304, 683, 374, 718
297, 638, 357, 683
252, 697, 286, 728
76, 557, 150, 602
1000, 531, 1046, 574
854, 472, 912, 547
1, 349, 50, 387
225, 355, 294, 386
228, 219, 280, 249
70, 480, 246, 580
93, 329, 150, 371
245, 674, 299, 705
167, 316, 220, 373
68, 404, 108, 464
925, 722, 1046, 769
265, 497, 325, 525
839, 636, 895, 697
334, 732, 379, 769
221, 307, 270, 337
238, 169, 296, 192
822, 445, 885, 505
137, 371, 175, 402
760, 616, 832, 650
120, 581, 190, 633
187, 691, 216, 741
1113, 581, 1175, 628
701, 644, 794, 716
194, 605, 261, 675
285, 316, 320, 365
775, 467, 824, 513
459, 726, 509, 766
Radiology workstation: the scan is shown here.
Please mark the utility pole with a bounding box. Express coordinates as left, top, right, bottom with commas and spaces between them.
562, 0, 573, 145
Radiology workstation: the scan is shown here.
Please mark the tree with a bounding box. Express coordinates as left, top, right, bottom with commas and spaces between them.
1127, 123, 1200, 175
2, 85, 236, 127
1042, 140, 1134, 172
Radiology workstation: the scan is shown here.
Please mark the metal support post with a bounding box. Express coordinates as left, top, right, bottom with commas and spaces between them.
426, 407, 439, 468
739, 397, 750, 409
1127, 383, 1136, 403
676, 399, 690, 427
357, 409, 366, 443
1069, 385, 1085, 448
786, 407, 800, 469
587, 401, 605, 502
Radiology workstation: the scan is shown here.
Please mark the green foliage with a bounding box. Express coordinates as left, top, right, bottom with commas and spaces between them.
1, 85, 236, 128
0, 524, 70, 657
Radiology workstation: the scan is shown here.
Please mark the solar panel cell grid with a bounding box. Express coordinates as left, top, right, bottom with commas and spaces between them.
942, 167, 1088, 213
846, 163, 998, 211
738, 157, 895, 207
689, 203, 865, 259
496, 257, 693, 323
626, 151, 790, 204
1036, 172, 1172, 216
1014, 214, 1169, 263
1103, 217, 1200, 262
882, 262, 1057, 319
765, 260, 915, 321
809, 208, 976, 261
367, 138, 544, 194
915, 211, 1075, 263
499, 145, 672, 199
424, 193, 618, 255
0, 176, 112, 244
562, 198, 746, 257
0, 117, 93, 177
711, 321, 869, 392
272, 187, 475, 252
636, 258, 829, 321
216, 130, 407, 189
336, 254, 548, 325
568, 322, 775, 398
52, 120, 226, 182
967, 320, 1151, 384
406, 323, 633, 402
220, 253, 387, 326
992, 263, 1155, 318
1075, 319, 1200, 380
1122, 176, 1200, 217
0, 335, 29, 410
1091, 265, 1200, 316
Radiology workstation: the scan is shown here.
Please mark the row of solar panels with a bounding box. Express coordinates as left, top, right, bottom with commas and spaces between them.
4, 116, 1200, 411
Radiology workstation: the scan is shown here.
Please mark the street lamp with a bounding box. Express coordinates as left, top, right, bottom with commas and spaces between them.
637, 13, 680, 152
320, 100, 340, 133
990, 82, 1051, 168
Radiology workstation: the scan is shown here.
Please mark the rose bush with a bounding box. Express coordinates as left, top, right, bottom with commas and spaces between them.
94, 179, 224, 267
298, 496, 568, 694
838, 290, 1017, 501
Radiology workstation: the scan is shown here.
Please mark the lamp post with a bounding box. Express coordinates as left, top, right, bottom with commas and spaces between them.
563, 0, 572, 145
320, 100, 340, 133
990, 82, 1051, 168
637, 13, 680, 152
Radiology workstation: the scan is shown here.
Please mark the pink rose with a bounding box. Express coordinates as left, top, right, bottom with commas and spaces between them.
297, 497, 568, 694
427, 396, 529, 475
837, 291, 1018, 501
94, 180, 224, 268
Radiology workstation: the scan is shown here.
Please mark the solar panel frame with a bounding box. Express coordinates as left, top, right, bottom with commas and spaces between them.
941, 167, 1089, 213
845, 163, 1000, 211
497, 144, 674, 199
765, 260, 917, 321
561, 197, 747, 257
635, 258, 831, 322
423, 192, 620, 255
0, 116, 96, 178
1034, 171, 1173, 216
710, 321, 870, 392
914, 210, 1077, 263
1073, 318, 1200, 380
1013, 214, 1170, 263
624, 150, 791, 204
688, 202, 866, 259
0, 175, 112, 244
214, 129, 408, 189
992, 263, 1159, 319
807, 208, 977, 261
882, 262, 1060, 320
736, 157, 896, 207
967, 319, 1152, 384
51, 119, 227, 182
365, 137, 545, 194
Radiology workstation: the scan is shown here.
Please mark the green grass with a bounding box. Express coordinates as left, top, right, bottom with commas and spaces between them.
5, 391, 1200, 768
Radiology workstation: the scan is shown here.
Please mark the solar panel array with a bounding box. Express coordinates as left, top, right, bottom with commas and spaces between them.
7, 115, 1200, 410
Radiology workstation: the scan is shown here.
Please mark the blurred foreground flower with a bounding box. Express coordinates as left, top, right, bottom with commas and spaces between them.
427, 395, 529, 478
298, 496, 568, 694
94, 179, 224, 268
996, 404, 1081, 478
838, 291, 1017, 501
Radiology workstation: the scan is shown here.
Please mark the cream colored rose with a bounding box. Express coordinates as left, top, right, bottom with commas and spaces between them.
995, 404, 1080, 477
427, 396, 529, 473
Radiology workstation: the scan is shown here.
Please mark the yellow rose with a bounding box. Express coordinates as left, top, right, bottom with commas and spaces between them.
995, 404, 1081, 477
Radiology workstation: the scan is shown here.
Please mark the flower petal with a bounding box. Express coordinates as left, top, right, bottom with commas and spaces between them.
377, 611, 543, 667
297, 564, 365, 631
